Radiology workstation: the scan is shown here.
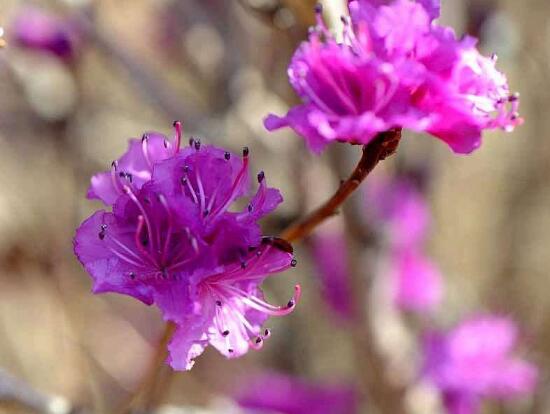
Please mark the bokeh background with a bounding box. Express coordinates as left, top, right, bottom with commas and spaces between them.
0, 0, 547, 413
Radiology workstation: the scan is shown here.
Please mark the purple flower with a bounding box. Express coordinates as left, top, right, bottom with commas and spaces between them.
311, 230, 354, 320
10, 6, 81, 60
388, 247, 442, 312
423, 316, 538, 414
365, 175, 429, 247
266, 0, 521, 154
75, 124, 300, 370
235, 371, 358, 414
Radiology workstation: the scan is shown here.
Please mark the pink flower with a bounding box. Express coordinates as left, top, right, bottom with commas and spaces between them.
423, 316, 538, 414
266, 0, 521, 154
365, 174, 443, 313
388, 247, 442, 312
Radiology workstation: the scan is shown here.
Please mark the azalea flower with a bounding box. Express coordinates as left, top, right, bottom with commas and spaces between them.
265, 0, 521, 154
423, 316, 538, 414
75, 124, 300, 370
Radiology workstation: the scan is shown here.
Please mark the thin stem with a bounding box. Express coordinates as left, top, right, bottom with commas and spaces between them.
117, 322, 176, 414
281, 129, 402, 243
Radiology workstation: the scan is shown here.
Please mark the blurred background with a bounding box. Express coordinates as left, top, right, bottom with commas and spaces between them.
0, 0, 547, 413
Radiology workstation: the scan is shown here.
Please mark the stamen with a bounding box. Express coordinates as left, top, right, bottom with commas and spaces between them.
209, 151, 250, 220
172, 120, 182, 154
221, 284, 302, 316
158, 195, 173, 264
141, 134, 154, 169
124, 185, 156, 254
110, 161, 124, 196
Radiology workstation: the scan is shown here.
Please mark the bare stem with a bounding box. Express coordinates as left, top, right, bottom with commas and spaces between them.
117, 322, 176, 414
281, 129, 402, 243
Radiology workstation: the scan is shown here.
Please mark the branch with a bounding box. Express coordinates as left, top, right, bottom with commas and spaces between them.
281, 129, 402, 243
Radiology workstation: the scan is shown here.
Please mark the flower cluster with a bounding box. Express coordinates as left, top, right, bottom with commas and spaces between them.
423, 316, 538, 414
265, 0, 521, 154
365, 174, 443, 313
74, 122, 300, 370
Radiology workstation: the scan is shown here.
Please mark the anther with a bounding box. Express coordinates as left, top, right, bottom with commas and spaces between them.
224, 152, 231, 161
287, 299, 295, 308
241, 261, 247, 269
111, 160, 118, 170
203, 209, 209, 217
194, 139, 201, 151
222, 330, 230, 337
248, 204, 253, 213
189, 137, 195, 147
129, 272, 136, 280
216, 300, 222, 307
242, 147, 249, 157
141, 133, 149, 142
228, 348, 234, 353
257, 171, 265, 183
163, 139, 168, 149
314, 3, 323, 14
255, 337, 262, 344
509, 93, 520, 102
291, 258, 298, 267
183, 165, 189, 173
264, 329, 271, 337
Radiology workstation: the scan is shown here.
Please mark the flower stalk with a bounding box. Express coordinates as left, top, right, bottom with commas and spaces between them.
281, 128, 402, 243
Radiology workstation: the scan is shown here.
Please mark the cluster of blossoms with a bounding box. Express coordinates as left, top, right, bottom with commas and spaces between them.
235, 371, 357, 414
266, 0, 521, 154
423, 315, 538, 414
366, 173, 443, 313
74, 123, 300, 370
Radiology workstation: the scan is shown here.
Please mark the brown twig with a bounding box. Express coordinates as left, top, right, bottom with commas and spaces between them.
281, 129, 402, 243
117, 322, 176, 414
